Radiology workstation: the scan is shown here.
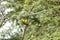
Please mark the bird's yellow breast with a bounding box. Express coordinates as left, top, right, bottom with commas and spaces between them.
21, 18, 28, 25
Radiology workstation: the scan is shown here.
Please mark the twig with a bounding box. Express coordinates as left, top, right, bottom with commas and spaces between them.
21, 25, 28, 40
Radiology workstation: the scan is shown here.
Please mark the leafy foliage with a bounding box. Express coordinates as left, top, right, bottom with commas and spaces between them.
0, 0, 60, 40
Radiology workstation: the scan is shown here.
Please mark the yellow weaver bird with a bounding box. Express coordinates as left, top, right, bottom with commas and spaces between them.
21, 18, 28, 25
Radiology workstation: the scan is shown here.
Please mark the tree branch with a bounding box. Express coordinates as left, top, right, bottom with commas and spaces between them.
21, 25, 28, 40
